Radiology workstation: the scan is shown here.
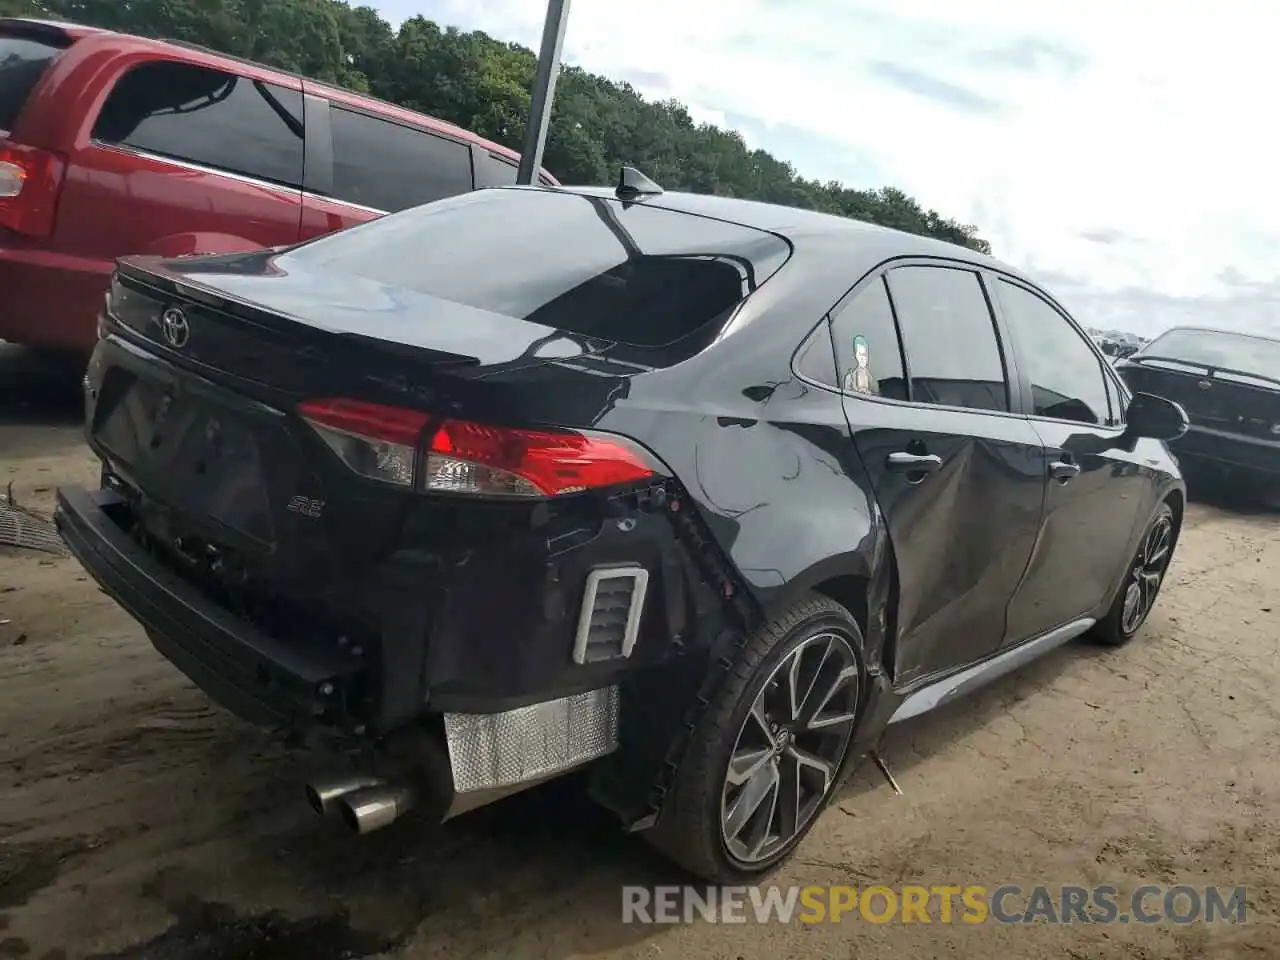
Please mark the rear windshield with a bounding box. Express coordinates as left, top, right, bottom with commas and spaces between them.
1141, 328, 1280, 380
284, 188, 792, 348
0, 31, 70, 131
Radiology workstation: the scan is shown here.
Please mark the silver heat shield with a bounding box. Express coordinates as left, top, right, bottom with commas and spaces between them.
442, 686, 620, 804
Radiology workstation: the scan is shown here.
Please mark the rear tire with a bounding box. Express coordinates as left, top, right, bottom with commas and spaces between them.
1091, 502, 1176, 647
646, 594, 864, 883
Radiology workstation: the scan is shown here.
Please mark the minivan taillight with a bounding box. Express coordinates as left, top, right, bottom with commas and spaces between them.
0, 141, 67, 238
298, 398, 664, 497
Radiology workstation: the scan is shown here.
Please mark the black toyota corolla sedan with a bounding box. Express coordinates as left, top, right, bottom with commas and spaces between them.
55, 171, 1189, 883
1117, 326, 1280, 492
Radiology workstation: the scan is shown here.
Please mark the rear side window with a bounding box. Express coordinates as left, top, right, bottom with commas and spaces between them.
284, 188, 792, 347
886, 265, 1009, 412
474, 153, 519, 188
329, 107, 473, 212
0, 32, 70, 131
93, 61, 305, 188
795, 325, 838, 385
473, 152, 554, 189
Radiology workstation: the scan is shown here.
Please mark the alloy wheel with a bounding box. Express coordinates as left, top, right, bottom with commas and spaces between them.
1120, 514, 1174, 635
720, 631, 860, 865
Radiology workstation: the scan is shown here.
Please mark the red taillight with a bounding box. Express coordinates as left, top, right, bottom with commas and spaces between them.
298, 398, 663, 497
299, 398, 430, 487
424, 418, 661, 496
0, 141, 66, 238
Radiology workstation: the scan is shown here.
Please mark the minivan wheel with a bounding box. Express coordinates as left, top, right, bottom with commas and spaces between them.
1091, 502, 1176, 647
647, 594, 863, 883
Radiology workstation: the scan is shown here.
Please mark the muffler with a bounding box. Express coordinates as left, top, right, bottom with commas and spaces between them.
305, 773, 384, 818
335, 783, 416, 835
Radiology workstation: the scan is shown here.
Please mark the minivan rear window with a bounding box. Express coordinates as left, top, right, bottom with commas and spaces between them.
0, 31, 71, 131
284, 188, 792, 348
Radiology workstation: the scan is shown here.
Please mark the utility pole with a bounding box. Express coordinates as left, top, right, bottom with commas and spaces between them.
516, 0, 571, 185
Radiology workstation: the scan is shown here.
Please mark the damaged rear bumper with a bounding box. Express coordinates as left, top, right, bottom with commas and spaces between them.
53, 484, 634, 821
54, 485, 358, 733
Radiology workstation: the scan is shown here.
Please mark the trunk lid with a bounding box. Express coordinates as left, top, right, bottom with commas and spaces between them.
90, 187, 790, 586
95, 254, 597, 590
111, 251, 612, 390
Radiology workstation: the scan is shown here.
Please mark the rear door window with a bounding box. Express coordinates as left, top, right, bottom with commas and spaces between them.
283, 188, 792, 347
0, 31, 71, 131
329, 107, 473, 212
886, 264, 1010, 412
827, 276, 908, 400
92, 61, 305, 188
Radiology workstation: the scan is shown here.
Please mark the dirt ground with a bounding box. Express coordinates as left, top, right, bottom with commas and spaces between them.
2, 345, 1278, 960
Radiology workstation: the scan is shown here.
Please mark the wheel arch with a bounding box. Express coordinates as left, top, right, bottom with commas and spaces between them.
763, 553, 872, 627
762, 539, 897, 682
810, 574, 869, 636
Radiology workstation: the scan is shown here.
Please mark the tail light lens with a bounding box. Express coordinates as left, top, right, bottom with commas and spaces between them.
298, 398, 664, 497
0, 141, 67, 238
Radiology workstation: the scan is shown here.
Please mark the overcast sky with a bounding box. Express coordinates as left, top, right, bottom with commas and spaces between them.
374, 0, 1279, 340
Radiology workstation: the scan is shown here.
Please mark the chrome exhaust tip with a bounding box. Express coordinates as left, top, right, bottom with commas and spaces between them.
305, 774, 385, 818
336, 783, 416, 835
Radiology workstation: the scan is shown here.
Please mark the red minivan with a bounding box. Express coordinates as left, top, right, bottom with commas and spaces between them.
0, 18, 558, 353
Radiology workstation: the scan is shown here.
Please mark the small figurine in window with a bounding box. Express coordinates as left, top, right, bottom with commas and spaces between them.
843, 334, 880, 395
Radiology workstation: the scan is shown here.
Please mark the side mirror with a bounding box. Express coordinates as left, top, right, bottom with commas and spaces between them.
1125, 391, 1189, 442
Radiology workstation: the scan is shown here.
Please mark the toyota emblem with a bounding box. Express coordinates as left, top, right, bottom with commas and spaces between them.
160, 307, 190, 348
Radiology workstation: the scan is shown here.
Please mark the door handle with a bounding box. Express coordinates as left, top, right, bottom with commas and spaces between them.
1049, 460, 1081, 483
886, 451, 943, 474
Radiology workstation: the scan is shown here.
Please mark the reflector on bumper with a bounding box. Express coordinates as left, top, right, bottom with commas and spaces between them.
443, 687, 620, 793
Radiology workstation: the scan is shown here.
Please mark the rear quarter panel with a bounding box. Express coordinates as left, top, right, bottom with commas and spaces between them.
592, 261, 894, 659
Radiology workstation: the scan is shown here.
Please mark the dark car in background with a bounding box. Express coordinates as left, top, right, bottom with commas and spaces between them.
56, 177, 1189, 883
0, 17, 556, 354
1117, 326, 1280, 490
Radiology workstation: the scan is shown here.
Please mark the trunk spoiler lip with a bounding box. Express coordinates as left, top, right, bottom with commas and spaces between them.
1122, 354, 1280, 391
114, 256, 483, 369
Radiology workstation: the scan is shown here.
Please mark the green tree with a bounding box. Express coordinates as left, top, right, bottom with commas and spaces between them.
25, 0, 990, 252
0, 0, 58, 16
